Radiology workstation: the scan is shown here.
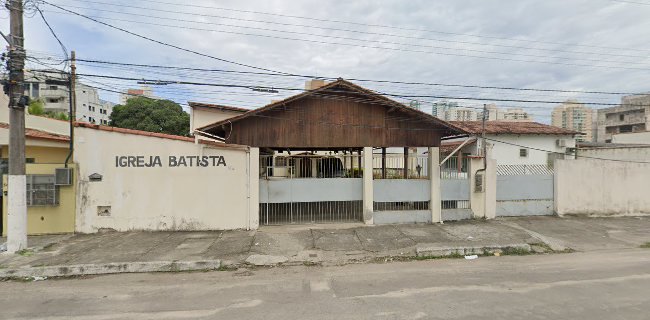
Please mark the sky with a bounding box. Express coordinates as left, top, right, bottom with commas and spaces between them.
8, 0, 650, 123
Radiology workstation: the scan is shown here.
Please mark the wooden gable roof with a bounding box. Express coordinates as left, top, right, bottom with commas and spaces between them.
199, 79, 465, 148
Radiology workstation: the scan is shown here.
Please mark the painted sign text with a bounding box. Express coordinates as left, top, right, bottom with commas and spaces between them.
115, 155, 227, 168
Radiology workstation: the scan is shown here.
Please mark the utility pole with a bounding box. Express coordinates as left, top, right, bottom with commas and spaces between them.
70, 50, 76, 120
6, 0, 27, 253
64, 51, 75, 167
481, 104, 487, 158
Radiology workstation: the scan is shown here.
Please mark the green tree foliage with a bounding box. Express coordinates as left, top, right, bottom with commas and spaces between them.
109, 97, 190, 136
27, 99, 69, 120
28, 98, 45, 115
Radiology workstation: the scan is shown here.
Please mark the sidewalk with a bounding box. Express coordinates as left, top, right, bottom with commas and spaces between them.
1, 216, 649, 278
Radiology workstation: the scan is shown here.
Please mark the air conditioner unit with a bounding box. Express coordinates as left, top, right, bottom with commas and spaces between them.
55, 168, 73, 186
556, 139, 567, 147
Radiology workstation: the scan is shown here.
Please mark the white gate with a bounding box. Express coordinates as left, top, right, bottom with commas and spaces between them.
259, 154, 364, 225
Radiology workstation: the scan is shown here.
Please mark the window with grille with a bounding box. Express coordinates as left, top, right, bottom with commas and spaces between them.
519, 148, 528, 157
27, 175, 59, 206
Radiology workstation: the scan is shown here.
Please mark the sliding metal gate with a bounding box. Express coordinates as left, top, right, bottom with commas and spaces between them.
259, 155, 364, 225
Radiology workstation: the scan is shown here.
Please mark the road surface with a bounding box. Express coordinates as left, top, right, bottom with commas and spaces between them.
2, 248, 650, 319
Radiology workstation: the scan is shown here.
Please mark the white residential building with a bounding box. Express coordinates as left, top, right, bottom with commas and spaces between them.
22, 69, 114, 124
483, 104, 533, 121
432, 101, 479, 121
443, 121, 577, 167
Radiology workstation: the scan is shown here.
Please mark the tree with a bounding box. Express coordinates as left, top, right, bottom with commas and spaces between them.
28, 98, 45, 115
27, 99, 69, 120
109, 97, 190, 136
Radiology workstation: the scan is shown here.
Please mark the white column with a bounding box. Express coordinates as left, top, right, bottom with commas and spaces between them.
6, 175, 27, 253
485, 158, 497, 219
247, 147, 260, 230
362, 146, 373, 224
469, 157, 485, 219
428, 147, 441, 223
468, 157, 497, 219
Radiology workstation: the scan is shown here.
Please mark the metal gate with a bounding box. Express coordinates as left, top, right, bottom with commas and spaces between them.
259, 154, 364, 225
496, 165, 554, 216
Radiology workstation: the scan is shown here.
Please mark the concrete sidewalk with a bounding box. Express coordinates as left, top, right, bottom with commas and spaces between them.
1, 216, 649, 278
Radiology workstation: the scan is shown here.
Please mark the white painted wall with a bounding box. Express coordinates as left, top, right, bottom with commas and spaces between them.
484, 134, 574, 165
612, 131, 650, 144
579, 146, 650, 162
0, 96, 70, 135
190, 107, 246, 133
555, 159, 650, 216
74, 127, 253, 232
445, 134, 574, 166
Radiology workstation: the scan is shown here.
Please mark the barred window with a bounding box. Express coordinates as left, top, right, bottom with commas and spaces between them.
27, 175, 59, 206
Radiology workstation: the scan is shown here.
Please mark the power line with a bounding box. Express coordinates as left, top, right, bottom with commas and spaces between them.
40, 7, 650, 71
62, 0, 650, 53
39, 0, 292, 75
33, 69, 650, 108
42, 2, 650, 61
34, 5, 68, 69
33, 56, 645, 96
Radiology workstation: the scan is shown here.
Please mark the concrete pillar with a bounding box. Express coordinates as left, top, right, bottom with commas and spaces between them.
428, 147, 441, 223
485, 158, 496, 219
362, 146, 373, 224
403, 147, 409, 178
381, 147, 386, 179
248, 147, 260, 230
6, 175, 27, 253
311, 158, 318, 178
468, 156, 496, 219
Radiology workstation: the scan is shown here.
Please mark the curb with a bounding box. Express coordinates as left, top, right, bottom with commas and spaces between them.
415, 243, 532, 257
0, 260, 221, 278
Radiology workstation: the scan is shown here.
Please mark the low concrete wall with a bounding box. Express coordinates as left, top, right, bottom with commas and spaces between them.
555, 159, 650, 215
442, 209, 473, 221
74, 127, 252, 232
373, 210, 431, 224
580, 146, 650, 162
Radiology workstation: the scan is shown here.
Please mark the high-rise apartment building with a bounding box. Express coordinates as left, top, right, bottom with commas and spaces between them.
551, 100, 594, 142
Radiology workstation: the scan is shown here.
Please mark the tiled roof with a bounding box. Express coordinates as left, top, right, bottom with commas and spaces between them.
449, 121, 579, 135
188, 102, 250, 113
198, 79, 466, 136
74, 122, 248, 150
0, 122, 70, 142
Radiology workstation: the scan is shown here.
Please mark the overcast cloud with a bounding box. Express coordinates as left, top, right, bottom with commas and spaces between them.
14, 0, 650, 122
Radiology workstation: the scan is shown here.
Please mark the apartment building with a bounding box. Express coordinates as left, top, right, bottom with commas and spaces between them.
432, 101, 479, 121
23, 69, 114, 124
483, 104, 533, 121
596, 94, 650, 143
551, 100, 594, 142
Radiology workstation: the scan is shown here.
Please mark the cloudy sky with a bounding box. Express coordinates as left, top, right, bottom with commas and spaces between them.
11, 0, 650, 122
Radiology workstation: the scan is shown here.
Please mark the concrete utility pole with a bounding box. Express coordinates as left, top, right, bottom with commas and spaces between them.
6, 0, 27, 253
64, 50, 75, 167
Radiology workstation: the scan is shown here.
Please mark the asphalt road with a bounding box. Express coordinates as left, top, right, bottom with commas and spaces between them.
2, 248, 650, 320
